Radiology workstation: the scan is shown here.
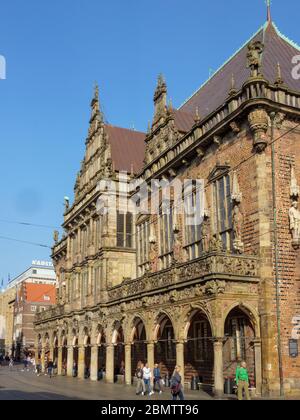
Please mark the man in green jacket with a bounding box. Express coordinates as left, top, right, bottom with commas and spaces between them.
236, 361, 251, 400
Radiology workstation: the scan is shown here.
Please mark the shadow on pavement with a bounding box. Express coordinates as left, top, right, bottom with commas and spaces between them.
0, 389, 81, 400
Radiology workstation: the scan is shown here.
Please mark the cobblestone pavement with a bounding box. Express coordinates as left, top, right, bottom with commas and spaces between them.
1, 366, 299, 400
0, 366, 214, 400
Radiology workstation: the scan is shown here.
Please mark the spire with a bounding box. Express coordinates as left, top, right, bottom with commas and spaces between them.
267, 0, 272, 23
90, 82, 103, 123
153, 73, 167, 126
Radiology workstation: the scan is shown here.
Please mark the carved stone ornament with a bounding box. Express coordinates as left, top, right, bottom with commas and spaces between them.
205, 280, 226, 296
248, 108, 269, 152
209, 234, 224, 253
230, 121, 240, 134
274, 112, 286, 129
231, 172, 242, 205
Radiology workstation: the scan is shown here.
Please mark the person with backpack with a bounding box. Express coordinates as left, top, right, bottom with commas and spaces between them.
170, 366, 184, 401
153, 363, 163, 394
135, 362, 145, 395
236, 361, 251, 400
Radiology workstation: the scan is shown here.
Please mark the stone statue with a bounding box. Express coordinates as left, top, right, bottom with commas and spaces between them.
289, 201, 300, 247
209, 234, 224, 253
172, 224, 181, 264
247, 41, 264, 77
201, 216, 210, 253
232, 205, 244, 253
232, 205, 243, 242
53, 230, 59, 243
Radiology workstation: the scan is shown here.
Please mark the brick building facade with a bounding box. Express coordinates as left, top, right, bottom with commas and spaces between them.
35, 13, 300, 397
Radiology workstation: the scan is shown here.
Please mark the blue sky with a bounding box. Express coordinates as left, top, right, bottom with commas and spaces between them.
0, 0, 299, 284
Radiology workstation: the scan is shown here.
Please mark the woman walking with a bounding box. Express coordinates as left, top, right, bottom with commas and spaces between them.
143, 363, 154, 396
170, 366, 184, 401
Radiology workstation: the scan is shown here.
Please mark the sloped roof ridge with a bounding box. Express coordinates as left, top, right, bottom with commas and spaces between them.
271, 22, 300, 52
179, 25, 265, 109
105, 123, 145, 135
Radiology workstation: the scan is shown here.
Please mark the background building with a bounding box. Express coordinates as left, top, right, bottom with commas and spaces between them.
1, 261, 57, 358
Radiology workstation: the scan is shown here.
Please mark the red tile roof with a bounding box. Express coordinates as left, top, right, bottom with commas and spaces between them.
24, 283, 56, 304
180, 22, 300, 118
105, 125, 146, 174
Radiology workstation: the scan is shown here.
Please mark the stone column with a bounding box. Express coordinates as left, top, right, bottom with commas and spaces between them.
67, 346, 74, 377
90, 345, 99, 381
34, 336, 39, 364
57, 347, 63, 375
213, 338, 224, 398
77, 346, 85, 379
49, 345, 54, 362
125, 344, 132, 386
176, 341, 185, 387
253, 339, 262, 396
41, 347, 46, 373
147, 342, 155, 370
105, 345, 114, 384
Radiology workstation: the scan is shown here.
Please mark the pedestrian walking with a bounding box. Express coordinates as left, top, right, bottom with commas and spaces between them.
153, 363, 163, 394
36, 359, 41, 376
31, 358, 36, 372
236, 361, 251, 401
143, 362, 154, 396
72, 361, 78, 377
9, 357, 14, 371
170, 366, 184, 401
47, 360, 54, 378
135, 362, 146, 396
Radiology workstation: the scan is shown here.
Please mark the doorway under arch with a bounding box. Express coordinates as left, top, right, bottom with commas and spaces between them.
185, 310, 214, 386
154, 314, 176, 379
223, 307, 256, 387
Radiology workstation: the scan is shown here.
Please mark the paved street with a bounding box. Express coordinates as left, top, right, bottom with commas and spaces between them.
0, 365, 214, 400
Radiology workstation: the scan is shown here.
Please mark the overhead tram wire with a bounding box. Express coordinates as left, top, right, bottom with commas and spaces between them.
1, 118, 298, 255
0, 235, 51, 249
0, 219, 60, 230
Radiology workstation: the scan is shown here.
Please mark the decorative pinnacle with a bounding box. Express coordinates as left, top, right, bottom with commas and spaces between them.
194, 106, 201, 123
229, 74, 237, 96
275, 62, 284, 86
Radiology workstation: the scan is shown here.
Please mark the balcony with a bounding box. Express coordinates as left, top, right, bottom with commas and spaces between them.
35, 305, 65, 323
108, 252, 259, 302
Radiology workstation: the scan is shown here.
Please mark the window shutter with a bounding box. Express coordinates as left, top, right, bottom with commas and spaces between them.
126, 212, 133, 248
117, 211, 124, 247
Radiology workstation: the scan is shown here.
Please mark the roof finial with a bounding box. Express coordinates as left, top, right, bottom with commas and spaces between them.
229, 73, 237, 96
267, 0, 272, 23
94, 81, 99, 101
194, 106, 201, 124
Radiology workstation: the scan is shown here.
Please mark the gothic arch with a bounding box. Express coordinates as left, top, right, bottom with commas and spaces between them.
152, 310, 177, 341
222, 302, 260, 337
111, 321, 124, 345
126, 315, 149, 343
181, 305, 216, 341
